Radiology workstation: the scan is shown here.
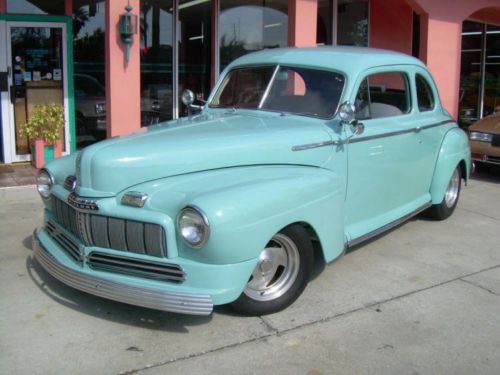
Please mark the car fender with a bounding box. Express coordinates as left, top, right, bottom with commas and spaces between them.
430, 127, 471, 204
138, 166, 346, 266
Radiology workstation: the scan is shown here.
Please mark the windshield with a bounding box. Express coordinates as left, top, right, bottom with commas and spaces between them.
210, 65, 345, 118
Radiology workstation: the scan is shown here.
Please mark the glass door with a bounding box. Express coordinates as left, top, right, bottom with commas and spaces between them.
4, 21, 68, 162
178, 0, 212, 117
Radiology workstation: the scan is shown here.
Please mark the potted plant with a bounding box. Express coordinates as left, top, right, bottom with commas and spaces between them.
21, 103, 65, 168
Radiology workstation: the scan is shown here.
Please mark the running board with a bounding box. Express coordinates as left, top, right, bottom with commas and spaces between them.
347, 202, 432, 248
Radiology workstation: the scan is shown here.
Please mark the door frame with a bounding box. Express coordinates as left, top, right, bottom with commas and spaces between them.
0, 14, 75, 164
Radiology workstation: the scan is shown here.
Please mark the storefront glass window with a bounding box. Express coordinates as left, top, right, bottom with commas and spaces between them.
219, 0, 288, 70
178, 0, 212, 116
7, 0, 65, 15
459, 21, 482, 126
484, 24, 500, 116
140, 0, 174, 125
337, 0, 368, 46
317, 0, 333, 45
316, 0, 368, 47
73, 0, 106, 148
459, 21, 500, 127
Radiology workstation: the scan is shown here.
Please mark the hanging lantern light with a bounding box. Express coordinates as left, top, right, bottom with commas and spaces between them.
119, 1, 138, 64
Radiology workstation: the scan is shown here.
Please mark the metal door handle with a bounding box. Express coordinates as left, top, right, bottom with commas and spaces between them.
414, 126, 422, 133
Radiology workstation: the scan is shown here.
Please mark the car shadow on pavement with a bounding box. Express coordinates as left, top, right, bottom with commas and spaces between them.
26, 255, 213, 331
471, 164, 500, 184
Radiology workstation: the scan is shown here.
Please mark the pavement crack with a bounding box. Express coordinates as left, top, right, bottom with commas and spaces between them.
457, 207, 500, 221
259, 316, 278, 332
121, 264, 500, 374
459, 278, 500, 297
118, 332, 277, 375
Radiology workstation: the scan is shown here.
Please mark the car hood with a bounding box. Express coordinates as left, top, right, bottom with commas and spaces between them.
469, 115, 500, 133
75, 112, 335, 197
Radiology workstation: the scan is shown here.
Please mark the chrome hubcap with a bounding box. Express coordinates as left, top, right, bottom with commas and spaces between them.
444, 168, 460, 208
244, 233, 300, 302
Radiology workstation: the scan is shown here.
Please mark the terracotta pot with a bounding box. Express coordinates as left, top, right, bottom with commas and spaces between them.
31, 139, 46, 169
54, 139, 63, 158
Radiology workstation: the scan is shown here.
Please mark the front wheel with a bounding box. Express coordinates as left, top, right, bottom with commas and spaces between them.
425, 166, 461, 220
230, 225, 313, 316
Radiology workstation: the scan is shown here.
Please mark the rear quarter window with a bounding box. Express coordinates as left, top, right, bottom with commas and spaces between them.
416, 74, 435, 112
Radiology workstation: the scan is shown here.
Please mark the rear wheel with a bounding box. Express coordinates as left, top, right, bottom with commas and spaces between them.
426, 166, 461, 220
230, 225, 313, 316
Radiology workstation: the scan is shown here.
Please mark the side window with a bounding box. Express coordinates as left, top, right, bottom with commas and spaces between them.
416, 74, 435, 111
355, 72, 410, 120
355, 78, 371, 120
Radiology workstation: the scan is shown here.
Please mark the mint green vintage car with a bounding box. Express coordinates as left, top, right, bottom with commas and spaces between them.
32, 47, 471, 316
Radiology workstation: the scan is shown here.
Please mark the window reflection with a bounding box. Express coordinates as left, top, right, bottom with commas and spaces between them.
316, 0, 369, 47
73, 0, 106, 149
178, 0, 212, 117
338, 0, 368, 46
459, 21, 500, 127
219, 1, 288, 70
7, 0, 65, 15
140, 0, 174, 125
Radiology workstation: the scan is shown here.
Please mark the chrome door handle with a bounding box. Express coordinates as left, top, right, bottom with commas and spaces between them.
414, 126, 422, 133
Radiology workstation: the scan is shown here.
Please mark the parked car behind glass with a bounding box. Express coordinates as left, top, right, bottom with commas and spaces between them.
468, 108, 500, 169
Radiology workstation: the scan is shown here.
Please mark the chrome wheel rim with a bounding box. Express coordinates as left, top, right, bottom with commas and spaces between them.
244, 233, 300, 302
444, 168, 460, 208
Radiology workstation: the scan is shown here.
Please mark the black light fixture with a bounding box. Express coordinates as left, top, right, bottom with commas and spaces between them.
119, 1, 138, 64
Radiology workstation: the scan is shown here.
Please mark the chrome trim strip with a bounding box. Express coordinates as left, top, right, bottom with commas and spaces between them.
87, 251, 186, 281
292, 140, 341, 151
292, 120, 455, 151
33, 231, 213, 315
349, 120, 455, 144
472, 157, 500, 166
347, 202, 432, 248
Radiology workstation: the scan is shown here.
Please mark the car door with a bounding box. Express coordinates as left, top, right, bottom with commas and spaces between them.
344, 67, 432, 244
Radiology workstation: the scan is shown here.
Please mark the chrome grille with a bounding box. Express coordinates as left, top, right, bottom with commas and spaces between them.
50, 196, 167, 258
87, 252, 186, 282
45, 220, 82, 263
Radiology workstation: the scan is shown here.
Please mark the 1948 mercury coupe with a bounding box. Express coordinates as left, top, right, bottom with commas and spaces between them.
32, 47, 471, 316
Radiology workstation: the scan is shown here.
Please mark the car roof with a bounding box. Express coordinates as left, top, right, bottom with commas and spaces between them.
228, 46, 426, 76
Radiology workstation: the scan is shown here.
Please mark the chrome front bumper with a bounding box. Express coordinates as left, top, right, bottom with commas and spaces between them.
32, 232, 214, 315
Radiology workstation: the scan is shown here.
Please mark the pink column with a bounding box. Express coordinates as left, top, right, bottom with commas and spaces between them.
105, 0, 141, 138
369, 0, 413, 54
288, 0, 318, 47
419, 16, 462, 118
408, 0, 500, 119
0, 0, 6, 13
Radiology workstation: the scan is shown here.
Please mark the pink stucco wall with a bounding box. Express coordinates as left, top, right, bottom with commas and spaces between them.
409, 0, 500, 119
288, 0, 318, 47
369, 0, 413, 55
105, 0, 141, 138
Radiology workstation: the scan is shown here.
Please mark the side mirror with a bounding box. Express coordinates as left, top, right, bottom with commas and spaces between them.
181, 89, 195, 107
181, 89, 203, 116
338, 101, 364, 136
338, 101, 356, 124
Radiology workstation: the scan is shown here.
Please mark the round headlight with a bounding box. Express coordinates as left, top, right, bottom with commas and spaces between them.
177, 206, 210, 248
36, 169, 54, 199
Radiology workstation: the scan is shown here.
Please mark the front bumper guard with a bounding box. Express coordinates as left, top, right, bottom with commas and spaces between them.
32, 232, 213, 316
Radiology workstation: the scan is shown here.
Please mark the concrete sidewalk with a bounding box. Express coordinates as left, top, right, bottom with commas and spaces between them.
0, 172, 499, 375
